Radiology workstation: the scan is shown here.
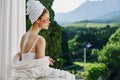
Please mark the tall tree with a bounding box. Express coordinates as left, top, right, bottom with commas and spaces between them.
98, 25, 120, 69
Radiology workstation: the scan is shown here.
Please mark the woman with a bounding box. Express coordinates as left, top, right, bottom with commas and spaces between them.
9, 0, 75, 80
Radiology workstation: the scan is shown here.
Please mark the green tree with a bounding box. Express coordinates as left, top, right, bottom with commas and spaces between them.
98, 26, 120, 69
61, 30, 73, 67
91, 49, 100, 61
65, 25, 118, 62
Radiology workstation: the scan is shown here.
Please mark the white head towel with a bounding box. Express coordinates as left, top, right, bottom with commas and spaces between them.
26, 0, 45, 24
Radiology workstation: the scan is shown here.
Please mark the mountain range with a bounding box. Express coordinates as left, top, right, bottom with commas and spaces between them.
54, 0, 120, 24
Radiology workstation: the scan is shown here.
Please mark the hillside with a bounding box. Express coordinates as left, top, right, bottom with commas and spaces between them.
55, 0, 120, 24
62, 19, 120, 28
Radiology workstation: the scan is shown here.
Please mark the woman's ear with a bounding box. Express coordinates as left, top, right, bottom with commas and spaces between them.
36, 19, 40, 24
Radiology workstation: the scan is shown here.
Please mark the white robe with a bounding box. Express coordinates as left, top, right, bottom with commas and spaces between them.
9, 54, 75, 80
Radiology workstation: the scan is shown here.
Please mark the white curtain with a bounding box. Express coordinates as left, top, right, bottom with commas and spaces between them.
0, 0, 25, 80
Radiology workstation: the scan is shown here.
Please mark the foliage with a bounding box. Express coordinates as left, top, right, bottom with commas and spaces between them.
61, 29, 73, 66
107, 68, 120, 80
98, 27, 120, 69
65, 25, 118, 62
91, 49, 100, 61
99, 44, 120, 68
73, 62, 92, 67
63, 22, 87, 28
73, 62, 108, 80
108, 27, 120, 44
26, 0, 62, 68
84, 63, 108, 80
63, 22, 120, 28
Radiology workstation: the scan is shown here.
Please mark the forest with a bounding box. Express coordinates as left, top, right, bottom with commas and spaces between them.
61, 22, 120, 80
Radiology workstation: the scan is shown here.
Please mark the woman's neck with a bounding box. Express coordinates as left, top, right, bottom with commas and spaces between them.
28, 24, 41, 35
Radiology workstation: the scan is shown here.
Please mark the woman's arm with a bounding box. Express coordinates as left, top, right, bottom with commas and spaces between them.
20, 34, 26, 51
18, 34, 25, 60
36, 36, 46, 59
36, 36, 55, 65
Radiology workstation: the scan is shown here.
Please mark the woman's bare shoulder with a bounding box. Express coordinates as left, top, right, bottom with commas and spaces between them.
36, 35, 46, 58
37, 35, 46, 44
39, 35, 45, 39
21, 33, 26, 40
37, 35, 46, 45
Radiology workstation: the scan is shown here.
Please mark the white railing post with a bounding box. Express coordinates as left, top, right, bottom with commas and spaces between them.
0, 0, 25, 80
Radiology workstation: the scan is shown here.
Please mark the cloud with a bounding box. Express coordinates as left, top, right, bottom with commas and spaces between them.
52, 0, 86, 13
52, 0, 104, 13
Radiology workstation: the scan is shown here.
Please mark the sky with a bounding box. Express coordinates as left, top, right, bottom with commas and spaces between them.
52, 0, 103, 13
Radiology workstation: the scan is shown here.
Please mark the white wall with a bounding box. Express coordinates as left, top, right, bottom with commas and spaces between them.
0, 0, 25, 80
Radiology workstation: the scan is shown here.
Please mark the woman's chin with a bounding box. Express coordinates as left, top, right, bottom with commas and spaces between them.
46, 26, 49, 29
44, 27, 49, 30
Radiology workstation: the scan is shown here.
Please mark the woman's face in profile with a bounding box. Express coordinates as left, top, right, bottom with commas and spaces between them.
39, 13, 50, 30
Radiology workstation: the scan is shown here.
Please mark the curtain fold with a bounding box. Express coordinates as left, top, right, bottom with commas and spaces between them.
0, 0, 25, 80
